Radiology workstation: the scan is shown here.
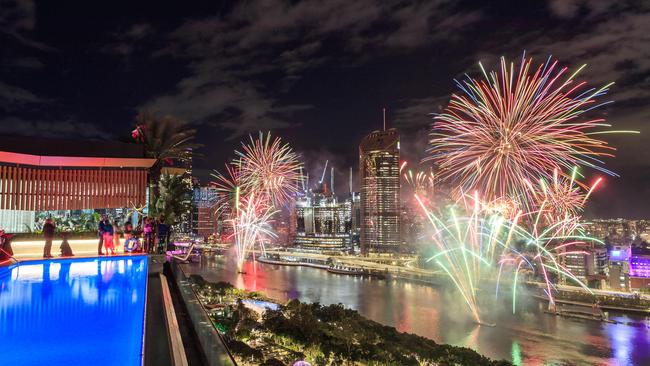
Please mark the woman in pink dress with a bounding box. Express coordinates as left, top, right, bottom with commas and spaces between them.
103, 222, 115, 255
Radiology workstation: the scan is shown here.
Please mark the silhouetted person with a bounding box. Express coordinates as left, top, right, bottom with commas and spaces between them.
103, 220, 115, 255
60, 232, 74, 257
124, 221, 133, 242
143, 217, 153, 253
43, 218, 55, 258
157, 216, 169, 253
98, 214, 108, 255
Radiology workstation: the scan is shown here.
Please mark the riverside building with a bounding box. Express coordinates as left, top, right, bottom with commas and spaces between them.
293, 183, 352, 252
359, 128, 400, 254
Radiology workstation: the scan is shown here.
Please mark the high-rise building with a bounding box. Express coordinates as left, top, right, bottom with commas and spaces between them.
191, 186, 218, 238
349, 192, 361, 251
292, 183, 352, 252
359, 128, 400, 254
609, 245, 631, 291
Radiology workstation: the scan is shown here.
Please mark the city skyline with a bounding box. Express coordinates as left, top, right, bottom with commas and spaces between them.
0, 1, 648, 217
2, 2, 650, 365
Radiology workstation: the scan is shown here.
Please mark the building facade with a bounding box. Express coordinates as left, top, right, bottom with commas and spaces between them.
0, 136, 153, 232
192, 186, 218, 238
292, 184, 352, 252
608, 245, 631, 291
629, 247, 650, 290
359, 129, 400, 254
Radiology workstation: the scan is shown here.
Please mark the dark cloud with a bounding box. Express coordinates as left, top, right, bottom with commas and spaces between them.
0, 0, 648, 216
101, 23, 155, 56
0, 81, 42, 106
0, 0, 55, 51
5, 56, 43, 69
0, 0, 54, 113
0, 116, 106, 139
142, 0, 481, 139
396, 1, 650, 163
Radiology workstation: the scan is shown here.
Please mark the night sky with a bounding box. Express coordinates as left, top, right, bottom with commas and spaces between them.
1, 0, 648, 217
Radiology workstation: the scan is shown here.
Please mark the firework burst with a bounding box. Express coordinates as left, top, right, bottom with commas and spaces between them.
522, 167, 602, 225
426, 53, 635, 204
236, 131, 303, 207
212, 132, 302, 272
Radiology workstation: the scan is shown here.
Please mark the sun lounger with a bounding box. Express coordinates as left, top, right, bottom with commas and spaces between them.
168, 243, 200, 262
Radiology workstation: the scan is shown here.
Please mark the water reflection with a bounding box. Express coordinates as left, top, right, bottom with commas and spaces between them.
185, 257, 650, 365
511, 341, 522, 365
0, 256, 148, 366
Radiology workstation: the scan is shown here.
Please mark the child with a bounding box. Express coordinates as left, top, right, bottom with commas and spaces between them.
103, 220, 115, 255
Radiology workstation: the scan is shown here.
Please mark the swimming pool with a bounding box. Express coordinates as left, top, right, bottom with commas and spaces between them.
0, 256, 148, 366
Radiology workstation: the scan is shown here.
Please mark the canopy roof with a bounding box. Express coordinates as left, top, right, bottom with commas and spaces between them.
0, 135, 155, 168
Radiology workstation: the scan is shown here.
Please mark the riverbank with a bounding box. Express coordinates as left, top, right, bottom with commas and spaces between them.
259, 253, 650, 316
258, 255, 388, 279
189, 275, 511, 366
181, 257, 650, 365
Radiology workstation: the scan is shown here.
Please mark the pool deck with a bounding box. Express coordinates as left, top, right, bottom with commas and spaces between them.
146, 271, 173, 366
1, 253, 209, 366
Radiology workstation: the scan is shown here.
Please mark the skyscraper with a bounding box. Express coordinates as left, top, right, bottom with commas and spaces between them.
292, 183, 352, 252
359, 128, 400, 254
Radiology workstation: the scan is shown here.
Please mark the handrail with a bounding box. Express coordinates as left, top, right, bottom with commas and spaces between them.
160, 273, 189, 366
169, 261, 237, 366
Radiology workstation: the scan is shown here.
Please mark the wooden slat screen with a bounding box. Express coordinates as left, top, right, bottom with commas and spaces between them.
0, 165, 147, 211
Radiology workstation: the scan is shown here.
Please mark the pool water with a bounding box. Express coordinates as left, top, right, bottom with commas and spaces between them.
0, 256, 148, 366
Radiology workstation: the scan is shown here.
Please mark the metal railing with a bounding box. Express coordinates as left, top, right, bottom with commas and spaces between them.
169, 261, 237, 366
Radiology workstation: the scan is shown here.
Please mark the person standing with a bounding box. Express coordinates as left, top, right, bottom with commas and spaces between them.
157, 216, 169, 253
98, 214, 107, 255
112, 220, 121, 253
103, 220, 115, 255
143, 217, 153, 253
43, 218, 56, 258
124, 221, 133, 242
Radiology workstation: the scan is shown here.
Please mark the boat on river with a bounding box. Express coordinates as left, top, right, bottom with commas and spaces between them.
327, 265, 366, 276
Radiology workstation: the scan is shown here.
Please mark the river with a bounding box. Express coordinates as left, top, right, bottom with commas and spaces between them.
181, 257, 650, 365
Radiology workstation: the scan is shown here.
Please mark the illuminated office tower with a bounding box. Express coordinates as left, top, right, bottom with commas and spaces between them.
359, 128, 400, 254
293, 183, 352, 252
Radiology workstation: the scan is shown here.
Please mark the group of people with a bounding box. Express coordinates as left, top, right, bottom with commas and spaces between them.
97, 214, 170, 255
0, 213, 172, 261
42, 219, 76, 258
97, 215, 122, 255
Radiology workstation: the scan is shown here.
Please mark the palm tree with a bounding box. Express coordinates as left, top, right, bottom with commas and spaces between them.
155, 173, 191, 225
131, 111, 201, 212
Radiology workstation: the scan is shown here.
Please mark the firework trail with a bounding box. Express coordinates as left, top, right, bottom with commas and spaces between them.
212, 132, 302, 272
236, 131, 303, 207
230, 193, 278, 272
426, 53, 636, 204
417, 192, 598, 324
403, 169, 435, 193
